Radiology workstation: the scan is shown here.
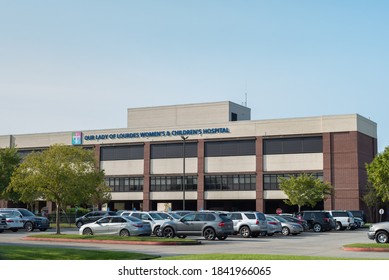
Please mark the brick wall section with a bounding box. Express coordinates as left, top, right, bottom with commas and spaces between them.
197, 139, 205, 210
256, 136, 264, 212
330, 132, 360, 210
143, 142, 151, 211
322, 133, 333, 209
357, 132, 377, 209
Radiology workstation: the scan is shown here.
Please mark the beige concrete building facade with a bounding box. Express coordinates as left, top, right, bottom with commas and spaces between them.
0, 101, 377, 214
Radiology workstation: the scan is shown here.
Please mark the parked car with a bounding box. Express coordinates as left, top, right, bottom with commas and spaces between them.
0, 211, 24, 232
264, 216, 282, 236
0, 214, 7, 233
354, 217, 365, 228
328, 210, 356, 230
280, 215, 309, 231
161, 211, 233, 240
267, 215, 303, 236
296, 210, 336, 232
120, 211, 169, 236
169, 210, 195, 217
149, 211, 181, 221
348, 210, 367, 223
76, 210, 117, 228
79, 215, 152, 236
0, 208, 50, 232
227, 211, 268, 238
367, 221, 389, 243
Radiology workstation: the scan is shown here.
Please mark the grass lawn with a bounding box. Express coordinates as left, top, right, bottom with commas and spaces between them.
159, 254, 368, 260
344, 243, 389, 248
0, 245, 159, 260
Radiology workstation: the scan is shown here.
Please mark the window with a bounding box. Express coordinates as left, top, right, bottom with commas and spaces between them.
205, 140, 255, 157
106, 176, 143, 192
150, 176, 198, 191
263, 137, 322, 155
263, 172, 323, 190
150, 142, 197, 159
204, 174, 256, 191
100, 145, 144, 161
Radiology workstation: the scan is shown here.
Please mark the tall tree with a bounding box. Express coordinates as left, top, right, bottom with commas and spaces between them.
8, 144, 111, 234
278, 174, 332, 212
366, 146, 389, 202
0, 147, 21, 201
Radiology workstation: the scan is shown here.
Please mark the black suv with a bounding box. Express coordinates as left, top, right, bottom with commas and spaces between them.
296, 211, 336, 232
76, 210, 117, 228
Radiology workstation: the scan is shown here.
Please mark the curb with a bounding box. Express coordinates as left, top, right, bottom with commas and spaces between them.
22, 237, 201, 246
343, 246, 389, 252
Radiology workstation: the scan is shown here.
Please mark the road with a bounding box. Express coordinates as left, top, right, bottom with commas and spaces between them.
0, 227, 388, 259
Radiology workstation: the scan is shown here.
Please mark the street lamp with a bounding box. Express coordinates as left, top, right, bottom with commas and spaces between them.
181, 136, 189, 210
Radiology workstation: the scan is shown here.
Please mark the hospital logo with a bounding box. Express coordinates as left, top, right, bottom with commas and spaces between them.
72, 132, 82, 145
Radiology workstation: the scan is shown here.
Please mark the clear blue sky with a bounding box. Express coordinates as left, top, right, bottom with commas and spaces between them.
0, 1, 388, 151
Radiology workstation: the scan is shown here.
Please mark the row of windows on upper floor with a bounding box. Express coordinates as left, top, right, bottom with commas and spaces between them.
105, 172, 323, 192
99, 136, 323, 161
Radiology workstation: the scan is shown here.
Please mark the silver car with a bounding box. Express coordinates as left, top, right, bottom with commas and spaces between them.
368, 221, 389, 243
79, 215, 151, 236
120, 211, 170, 236
161, 211, 234, 240
228, 211, 268, 238
266, 215, 303, 236
264, 215, 282, 236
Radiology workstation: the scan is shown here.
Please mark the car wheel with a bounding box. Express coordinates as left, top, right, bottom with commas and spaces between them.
163, 227, 175, 238
281, 226, 290, 236
217, 235, 228, 240
76, 221, 83, 228
375, 231, 389, 244
82, 227, 93, 235
239, 226, 251, 238
11, 229, 18, 232
153, 226, 161, 237
24, 221, 34, 232
203, 227, 216, 240
313, 223, 322, 232
119, 229, 130, 237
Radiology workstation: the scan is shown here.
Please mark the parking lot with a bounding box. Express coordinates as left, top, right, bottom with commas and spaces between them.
1, 227, 388, 259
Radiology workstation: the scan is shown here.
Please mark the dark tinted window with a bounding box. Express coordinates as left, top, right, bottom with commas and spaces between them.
245, 213, 256, 219
100, 145, 144, 161
230, 213, 242, 220
151, 142, 197, 159
263, 137, 322, 154
205, 140, 255, 157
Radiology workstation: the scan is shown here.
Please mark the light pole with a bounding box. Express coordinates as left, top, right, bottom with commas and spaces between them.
181, 136, 188, 210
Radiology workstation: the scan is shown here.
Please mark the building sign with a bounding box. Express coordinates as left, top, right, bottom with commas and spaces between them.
82, 127, 230, 142
72, 132, 82, 145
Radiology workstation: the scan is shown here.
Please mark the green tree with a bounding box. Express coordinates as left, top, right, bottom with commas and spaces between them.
8, 144, 111, 234
366, 146, 389, 202
278, 174, 332, 212
362, 184, 382, 223
0, 147, 21, 201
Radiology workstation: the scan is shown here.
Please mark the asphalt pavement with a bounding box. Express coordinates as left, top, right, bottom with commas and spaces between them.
1, 227, 388, 259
